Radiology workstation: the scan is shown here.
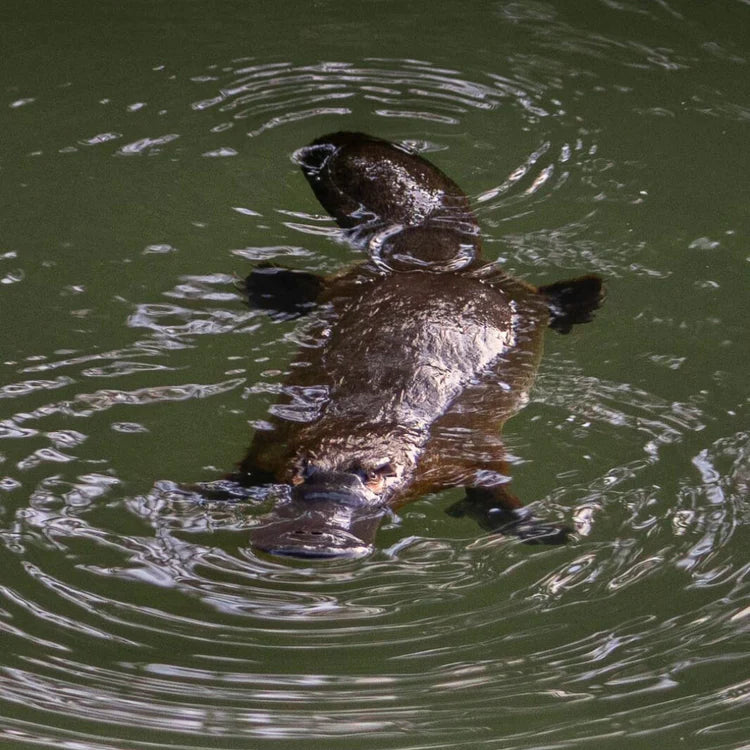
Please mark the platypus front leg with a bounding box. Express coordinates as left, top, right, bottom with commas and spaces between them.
446, 484, 571, 545
245, 263, 325, 320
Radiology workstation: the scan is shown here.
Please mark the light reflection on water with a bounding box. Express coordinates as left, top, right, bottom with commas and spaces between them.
1, 2, 748, 747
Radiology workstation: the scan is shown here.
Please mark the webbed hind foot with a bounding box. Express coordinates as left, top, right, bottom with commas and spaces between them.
245, 263, 325, 320
539, 274, 604, 334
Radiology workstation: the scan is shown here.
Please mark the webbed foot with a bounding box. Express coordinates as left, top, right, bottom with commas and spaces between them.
538, 274, 604, 334
487, 507, 571, 545
447, 487, 571, 546
245, 263, 325, 320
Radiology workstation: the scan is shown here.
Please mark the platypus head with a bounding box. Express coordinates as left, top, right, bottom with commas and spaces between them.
249, 470, 387, 559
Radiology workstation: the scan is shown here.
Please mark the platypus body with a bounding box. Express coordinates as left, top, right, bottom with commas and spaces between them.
222, 132, 603, 559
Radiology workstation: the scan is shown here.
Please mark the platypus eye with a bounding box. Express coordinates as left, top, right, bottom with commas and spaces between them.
292, 457, 315, 485
350, 461, 398, 493
348, 465, 371, 484
364, 471, 384, 493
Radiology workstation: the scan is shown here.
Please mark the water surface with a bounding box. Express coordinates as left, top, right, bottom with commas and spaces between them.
1, 1, 748, 748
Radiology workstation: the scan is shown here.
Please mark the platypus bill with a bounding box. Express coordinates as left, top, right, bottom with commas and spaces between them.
199, 132, 604, 559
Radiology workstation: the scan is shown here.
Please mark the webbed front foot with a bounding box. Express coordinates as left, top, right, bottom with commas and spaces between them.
447, 486, 571, 545
487, 507, 571, 545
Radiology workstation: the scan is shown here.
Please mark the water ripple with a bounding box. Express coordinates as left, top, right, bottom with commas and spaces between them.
190, 58, 594, 231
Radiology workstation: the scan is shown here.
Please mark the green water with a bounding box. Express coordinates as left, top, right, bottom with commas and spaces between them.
1, 1, 748, 748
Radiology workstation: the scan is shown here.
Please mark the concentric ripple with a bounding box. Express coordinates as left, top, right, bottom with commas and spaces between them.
195, 57, 597, 225
192, 59, 551, 131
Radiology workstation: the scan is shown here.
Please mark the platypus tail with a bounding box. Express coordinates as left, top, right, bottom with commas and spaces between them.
538, 274, 605, 334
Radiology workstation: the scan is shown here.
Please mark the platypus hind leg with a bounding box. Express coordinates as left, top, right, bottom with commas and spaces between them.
245, 263, 326, 320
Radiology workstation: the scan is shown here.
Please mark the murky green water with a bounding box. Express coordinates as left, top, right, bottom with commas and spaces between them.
1, 1, 748, 748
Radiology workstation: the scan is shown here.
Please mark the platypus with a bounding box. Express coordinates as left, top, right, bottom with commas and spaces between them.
214, 132, 603, 559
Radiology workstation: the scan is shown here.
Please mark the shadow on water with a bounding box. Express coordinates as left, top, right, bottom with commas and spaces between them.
0, 1, 748, 748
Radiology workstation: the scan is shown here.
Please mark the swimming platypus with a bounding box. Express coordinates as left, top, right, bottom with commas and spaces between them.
217, 132, 603, 558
